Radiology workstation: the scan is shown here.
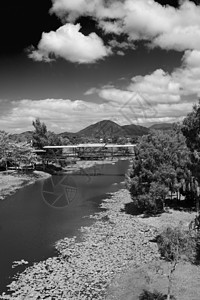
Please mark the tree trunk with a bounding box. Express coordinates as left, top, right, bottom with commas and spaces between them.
167, 273, 172, 300
167, 261, 177, 300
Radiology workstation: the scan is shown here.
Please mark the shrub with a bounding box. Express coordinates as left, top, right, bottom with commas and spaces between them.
139, 289, 175, 300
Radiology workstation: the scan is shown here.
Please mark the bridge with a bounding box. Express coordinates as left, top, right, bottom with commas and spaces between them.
41, 143, 136, 160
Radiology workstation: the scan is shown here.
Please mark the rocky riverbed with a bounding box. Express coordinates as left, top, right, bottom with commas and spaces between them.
0, 189, 160, 300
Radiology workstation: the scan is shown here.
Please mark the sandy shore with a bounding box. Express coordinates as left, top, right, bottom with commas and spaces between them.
0, 187, 198, 300
0, 170, 51, 201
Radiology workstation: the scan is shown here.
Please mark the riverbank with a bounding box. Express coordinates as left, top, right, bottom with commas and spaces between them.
0, 189, 158, 299
0, 188, 198, 299
43, 158, 129, 174
0, 170, 51, 201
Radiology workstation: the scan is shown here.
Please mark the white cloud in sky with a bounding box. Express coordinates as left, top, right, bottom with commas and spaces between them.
50, 0, 200, 53
18, 1, 200, 130
28, 0, 200, 64
29, 23, 111, 64
84, 48, 200, 126
0, 89, 195, 134
51, 0, 124, 21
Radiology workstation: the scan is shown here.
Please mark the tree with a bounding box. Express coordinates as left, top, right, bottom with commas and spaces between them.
10, 141, 37, 169
181, 100, 200, 211
0, 131, 11, 170
32, 118, 48, 149
182, 99, 200, 152
139, 289, 169, 300
126, 129, 191, 213
157, 226, 196, 300
0, 131, 36, 170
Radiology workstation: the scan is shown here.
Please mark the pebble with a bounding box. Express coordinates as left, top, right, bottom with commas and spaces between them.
0, 189, 159, 300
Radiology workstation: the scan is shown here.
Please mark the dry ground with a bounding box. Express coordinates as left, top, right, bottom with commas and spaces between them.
106, 209, 199, 300
0, 171, 50, 200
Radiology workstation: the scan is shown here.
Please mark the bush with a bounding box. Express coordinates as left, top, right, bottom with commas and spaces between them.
133, 192, 164, 216
157, 227, 196, 263
139, 289, 175, 300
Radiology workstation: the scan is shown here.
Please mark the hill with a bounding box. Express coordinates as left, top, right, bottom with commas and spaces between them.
9, 131, 33, 142
149, 123, 173, 131
122, 124, 149, 136
9, 121, 174, 144
77, 120, 125, 138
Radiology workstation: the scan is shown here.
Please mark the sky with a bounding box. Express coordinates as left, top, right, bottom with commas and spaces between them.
1, 0, 200, 133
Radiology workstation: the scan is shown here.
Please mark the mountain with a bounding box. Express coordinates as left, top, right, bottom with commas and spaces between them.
10, 131, 33, 142
122, 124, 149, 136
9, 121, 175, 143
58, 131, 77, 139
77, 120, 125, 138
149, 123, 173, 131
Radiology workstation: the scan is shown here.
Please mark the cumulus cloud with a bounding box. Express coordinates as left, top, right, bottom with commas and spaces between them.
0, 99, 118, 133
28, 23, 111, 64
85, 47, 200, 125
50, 0, 200, 52
51, 0, 124, 21
0, 94, 194, 133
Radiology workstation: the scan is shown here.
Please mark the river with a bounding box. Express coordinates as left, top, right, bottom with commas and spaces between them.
0, 159, 130, 293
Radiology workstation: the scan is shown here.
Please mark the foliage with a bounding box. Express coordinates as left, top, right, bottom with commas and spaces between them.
32, 118, 63, 149
32, 118, 48, 149
0, 131, 11, 169
10, 141, 37, 166
157, 226, 196, 300
181, 100, 200, 210
134, 182, 168, 215
189, 213, 200, 232
139, 289, 171, 300
126, 129, 191, 213
157, 227, 196, 263
0, 131, 36, 170
182, 99, 200, 152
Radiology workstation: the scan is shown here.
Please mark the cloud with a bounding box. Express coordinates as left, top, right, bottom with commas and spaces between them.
28, 23, 111, 64
84, 47, 200, 125
50, 0, 200, 52
128, 69, 181, 104
0, 94, 195, 133
0, 99, 117, 133
50, 0, 124, 21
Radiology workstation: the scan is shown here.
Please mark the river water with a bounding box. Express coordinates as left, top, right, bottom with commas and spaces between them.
0, 159, 130, 293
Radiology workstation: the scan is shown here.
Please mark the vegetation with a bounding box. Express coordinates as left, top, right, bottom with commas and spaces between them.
126, 128, 192, 214
157, 226, 196, 300
139, 289, 171, 300
32, 118, 62, 149
182, 99, 200, 152
0, 131, 36, 170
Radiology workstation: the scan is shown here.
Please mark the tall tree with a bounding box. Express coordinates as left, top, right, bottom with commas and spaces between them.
32, 118, 48, 149
0, 131, 11, 170
182, 100, 200, 211
182, 99, 200, 152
